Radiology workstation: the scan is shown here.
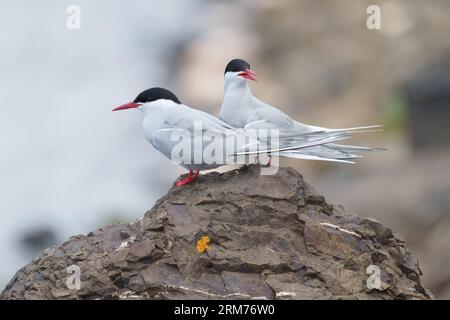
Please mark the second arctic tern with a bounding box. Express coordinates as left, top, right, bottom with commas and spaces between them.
219, 59, 384, 163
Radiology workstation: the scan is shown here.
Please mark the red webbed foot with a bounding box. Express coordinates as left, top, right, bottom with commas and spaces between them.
175, 170, 200, 187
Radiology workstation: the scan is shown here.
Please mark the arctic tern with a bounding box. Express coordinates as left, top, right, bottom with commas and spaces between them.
219, 59, 384, 163
113, 87, 353, 186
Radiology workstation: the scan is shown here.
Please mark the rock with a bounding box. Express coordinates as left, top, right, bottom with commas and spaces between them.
0, 166, 433, 300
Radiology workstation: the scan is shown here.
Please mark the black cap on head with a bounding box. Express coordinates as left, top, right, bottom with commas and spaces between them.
224, 59, 250, 74
133, 87, 181, 104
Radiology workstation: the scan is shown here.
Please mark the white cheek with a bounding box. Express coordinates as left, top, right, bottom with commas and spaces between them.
225, 72, 241, 80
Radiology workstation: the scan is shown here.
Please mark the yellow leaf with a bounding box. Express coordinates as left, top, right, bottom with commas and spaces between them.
196, 236, 210, 253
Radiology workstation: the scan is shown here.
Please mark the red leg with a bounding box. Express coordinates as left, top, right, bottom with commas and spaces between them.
176, 170, 192, 187
176, 170, 200, 187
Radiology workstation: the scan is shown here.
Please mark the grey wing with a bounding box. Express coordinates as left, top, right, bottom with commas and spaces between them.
199, 111, 235, 129
161, 105, 234, 132
150, 113, 237, 167
245, 100, 314, 132
247, 99, 383, 134
150, 128, 190, 162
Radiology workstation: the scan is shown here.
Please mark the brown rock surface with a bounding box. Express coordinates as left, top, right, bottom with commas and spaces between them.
0, 166, 433, 300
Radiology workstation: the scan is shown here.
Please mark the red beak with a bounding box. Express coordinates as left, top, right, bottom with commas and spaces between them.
112, 102, 140, 111
238, 69, 257, 81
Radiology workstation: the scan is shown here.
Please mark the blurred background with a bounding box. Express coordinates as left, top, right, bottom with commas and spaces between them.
1, 0, 450, 298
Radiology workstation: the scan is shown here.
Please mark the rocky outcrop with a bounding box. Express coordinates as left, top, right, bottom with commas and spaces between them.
0, 166, 433, 300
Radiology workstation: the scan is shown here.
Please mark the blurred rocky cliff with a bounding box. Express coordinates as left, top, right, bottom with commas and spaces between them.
2, 0, 448, 300
171, 0, 450, 298
1, 166, 432, 300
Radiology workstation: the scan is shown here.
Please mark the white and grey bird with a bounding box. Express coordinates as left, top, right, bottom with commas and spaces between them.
219, 59, 384, 163
113, 87, 353, 186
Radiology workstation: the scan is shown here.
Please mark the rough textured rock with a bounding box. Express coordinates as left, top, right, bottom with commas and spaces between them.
0, 166, 433, 300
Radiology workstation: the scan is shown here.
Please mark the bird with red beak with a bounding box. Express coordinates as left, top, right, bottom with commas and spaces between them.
224, 58, 257, 82
220, 59, 258, 128
219, 58, 384, 163
112, 87, 356, 187
112, 87, 204, 187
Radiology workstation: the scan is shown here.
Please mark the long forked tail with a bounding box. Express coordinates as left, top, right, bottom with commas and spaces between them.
278, 143, 386, 164
235, 131, 351, 156
275, 125, 384, 141
323, 124, 384, 134
234, 126, 385, 164
278, 153, 357, 164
